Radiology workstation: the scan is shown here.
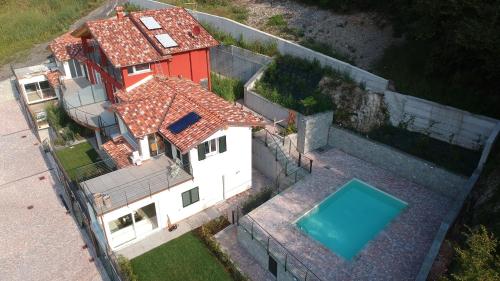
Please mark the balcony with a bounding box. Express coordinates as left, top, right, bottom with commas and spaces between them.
61, 77, 116, 129
79, 155, 193, 215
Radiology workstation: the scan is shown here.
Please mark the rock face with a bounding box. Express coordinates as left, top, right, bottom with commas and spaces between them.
319, 77, 387, 133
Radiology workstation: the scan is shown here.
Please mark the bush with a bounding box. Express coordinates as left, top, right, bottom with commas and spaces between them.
117, 255, 138, 281
211, 73, 244, 102
193, 217, 248, 281
45, 103, 91, 144
241, 188, 273, 214
444, 226, 500, 281
254, 55, 339, 115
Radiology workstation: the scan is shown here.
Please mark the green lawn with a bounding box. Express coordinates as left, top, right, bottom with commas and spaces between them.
131, 232, 233, 281
55, 141, 101, 181
0, 0, 104, 64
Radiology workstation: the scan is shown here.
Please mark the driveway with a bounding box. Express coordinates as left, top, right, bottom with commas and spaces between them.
0, 78, 107, 281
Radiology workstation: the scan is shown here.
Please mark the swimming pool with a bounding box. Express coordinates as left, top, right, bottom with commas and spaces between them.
296, 178, 407, 260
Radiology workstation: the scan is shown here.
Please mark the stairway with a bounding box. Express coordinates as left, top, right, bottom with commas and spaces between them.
254, 129, 311, 191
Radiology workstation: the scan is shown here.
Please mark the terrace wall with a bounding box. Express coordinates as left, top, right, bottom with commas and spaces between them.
328, 126, 468, 199
130, 0, 499, 151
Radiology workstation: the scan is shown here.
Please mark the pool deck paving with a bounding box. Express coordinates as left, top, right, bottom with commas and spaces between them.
218, 147, 453, 281
0, 78, 108, 281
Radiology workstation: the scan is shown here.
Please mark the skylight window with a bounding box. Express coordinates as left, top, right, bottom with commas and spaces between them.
155, 33, 178, 48
140, 16, 161, 30
168, 112, 201, 134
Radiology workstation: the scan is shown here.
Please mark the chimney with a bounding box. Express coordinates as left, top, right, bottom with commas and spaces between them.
115, 6, 125, 19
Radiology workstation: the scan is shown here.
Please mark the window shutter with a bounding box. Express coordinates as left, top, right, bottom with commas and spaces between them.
191, 187, 199, 203
219, 136, 227, 153
182, 191, 190, 207
197, 143, 206, 161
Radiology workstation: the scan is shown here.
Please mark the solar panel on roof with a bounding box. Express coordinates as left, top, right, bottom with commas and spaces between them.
140, 16, 161, 30
168, 112, 201, 134
155, 33, 178, 48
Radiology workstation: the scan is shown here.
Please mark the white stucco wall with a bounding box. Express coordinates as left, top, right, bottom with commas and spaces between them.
100, 126, 253, 249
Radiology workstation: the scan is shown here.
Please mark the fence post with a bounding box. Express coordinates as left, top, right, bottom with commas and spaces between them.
265, 131, 268, 146
288, 139, 291, 155
285, 162, 288, 176
309, 159, 313, 173
251, 221, 254, 240
275, 147, 278, 161
298, 153, 302, 167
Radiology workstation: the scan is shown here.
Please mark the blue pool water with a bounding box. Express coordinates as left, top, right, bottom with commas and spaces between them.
296, 179, 407, 260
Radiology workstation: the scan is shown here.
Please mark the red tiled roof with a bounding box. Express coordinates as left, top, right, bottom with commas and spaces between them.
49, 32, 83, 62
129, 8, 219, 56
86, 17, 161, 68
114, 76, 264, 153
75, 7, 218, 68
102, 137, 133, 168
45, 70, 61, 88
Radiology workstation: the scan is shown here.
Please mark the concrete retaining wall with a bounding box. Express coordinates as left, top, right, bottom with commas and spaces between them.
129, 0, 389, 92
252, 136, 280, 182
328, 126, 468, 199
297, 111, 334, 153
244, 68, 292, 124
210, 45, 271, 82
385, 90, 498, 150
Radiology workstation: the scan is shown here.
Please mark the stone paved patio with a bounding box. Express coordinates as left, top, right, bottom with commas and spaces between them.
232, 147, 453, 281
0, 79, 107, 281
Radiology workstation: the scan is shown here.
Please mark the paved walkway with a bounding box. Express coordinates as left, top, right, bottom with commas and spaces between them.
0, 78, 108, 281
117, 169, 272, 259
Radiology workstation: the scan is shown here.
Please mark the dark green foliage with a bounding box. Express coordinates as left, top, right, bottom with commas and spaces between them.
46, 104, 91, 144
367, 125, 481, 176
211, 73, 244, 102
444, 226, 500, 281
241, 188, 273, 214
254, 55, 338, 115
266, 14, 287, 28
117, 255, 138, 281
202, 23, 279, 57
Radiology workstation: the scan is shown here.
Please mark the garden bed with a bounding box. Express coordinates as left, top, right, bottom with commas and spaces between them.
252, 55, 354, 115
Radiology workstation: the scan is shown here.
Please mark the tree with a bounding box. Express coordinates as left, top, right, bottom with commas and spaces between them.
448, 226, 500, 281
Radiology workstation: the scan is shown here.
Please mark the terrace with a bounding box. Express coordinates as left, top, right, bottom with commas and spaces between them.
61, 77, 116, 129
224, 147, 453, 281
80, 155, 193, 215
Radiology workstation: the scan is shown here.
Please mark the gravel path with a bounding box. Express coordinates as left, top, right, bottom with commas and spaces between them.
238, 0, 400, 69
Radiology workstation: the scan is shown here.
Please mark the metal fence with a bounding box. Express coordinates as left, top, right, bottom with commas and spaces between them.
210, 45, 271, 83
47, 142, 123, 281
237, 213, 324, 281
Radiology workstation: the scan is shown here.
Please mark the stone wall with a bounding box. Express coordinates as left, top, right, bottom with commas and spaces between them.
252, 136, 280, 182
297, 111, 334, 153
328, 126, 468, 199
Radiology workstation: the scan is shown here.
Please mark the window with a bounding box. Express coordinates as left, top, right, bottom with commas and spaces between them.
24, 83, 37, 93
268, 256, 278, 277
182, 187, 199, 207
148, 133, 165, 157
69, 59, 84, 78
127, 63, 151, 75
197, 136, 227, 161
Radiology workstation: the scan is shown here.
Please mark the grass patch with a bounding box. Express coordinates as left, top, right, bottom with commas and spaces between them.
161, 0, 248, 23
373, 41, 500, 119
367, 125, 481, 175
211, 73, 244, 102
131, 232, 233, 281
55, 141, 101, 181
253, 55, 355, 115
203, 23, 279, 57
266, 14, 287, 28
0, 0, 104, 64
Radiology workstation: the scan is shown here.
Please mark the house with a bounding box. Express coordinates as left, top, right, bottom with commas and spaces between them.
50, 6, 264, 250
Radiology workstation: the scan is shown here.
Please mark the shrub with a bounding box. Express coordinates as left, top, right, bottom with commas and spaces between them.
211, 73, 244, 102
241, 188, 273, 214
266, 14, 287, 28
254, 55, 337, 115
444, 226, 500, 281
193, 217, 249, 281
117, 255, 138, 281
